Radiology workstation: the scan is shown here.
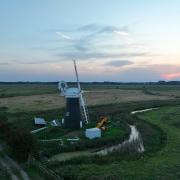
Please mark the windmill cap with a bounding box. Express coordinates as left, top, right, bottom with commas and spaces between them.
65, 87, 80, 98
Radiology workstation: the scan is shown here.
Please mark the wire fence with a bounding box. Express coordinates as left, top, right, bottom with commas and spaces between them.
30, 157, 63, 180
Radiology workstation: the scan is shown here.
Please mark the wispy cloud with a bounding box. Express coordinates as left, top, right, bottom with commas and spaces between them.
114, 31, 129, 36
48, 23, 150, 61
0, 62, 8, 65
78, 24, 101, 32
134, 64, 180, 81
57, 52, 148, 60
105, 60, 133, 67
54, 23, 130, 46
149, 64, 180, 74
78, 24, 129, 34
56, 32, 72, 40
25, 23, 149, 65
163, 72, 180, 80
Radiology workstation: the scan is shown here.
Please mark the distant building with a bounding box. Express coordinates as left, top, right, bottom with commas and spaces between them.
85, 128, 101, 139
34, 117, 46, 126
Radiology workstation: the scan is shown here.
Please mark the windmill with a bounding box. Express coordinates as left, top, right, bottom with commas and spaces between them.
58, 60, 89, 129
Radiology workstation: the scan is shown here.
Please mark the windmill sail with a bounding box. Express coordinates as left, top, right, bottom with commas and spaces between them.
73, 60, 81, 91
73, 60, 89, 124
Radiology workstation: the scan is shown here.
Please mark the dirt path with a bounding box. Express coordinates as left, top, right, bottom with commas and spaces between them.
0, 158, 19, 180
4, 156, 30, 180
0, 145, 30, 180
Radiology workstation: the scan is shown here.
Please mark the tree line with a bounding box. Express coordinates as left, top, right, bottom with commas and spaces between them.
0, 80, 180, 85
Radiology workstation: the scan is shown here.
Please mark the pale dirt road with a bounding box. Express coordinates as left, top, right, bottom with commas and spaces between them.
0, 158, 19, 180
0, 145, 30, 180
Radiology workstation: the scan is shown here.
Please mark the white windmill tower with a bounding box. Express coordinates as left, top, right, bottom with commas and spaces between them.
58, 60, 89, 129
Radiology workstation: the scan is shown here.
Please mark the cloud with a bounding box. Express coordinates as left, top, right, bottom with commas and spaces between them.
56, 32, 72, 40
80, 24, 129, 40
57, 52, 148, 60
114, 67, 161, 82
53, 24, 130, 52
114, 31, 129, 36
18, 61, 51, 65
51, 24, 148, 60
36, 24, 149, 63
74, 44, 89, 52
0, 62, 8, 65
149, 64, 180, 73
105, 60, 134, 67
136, 64, 180, 81
97, 63, 180, 81
99, 25, 118, 33
163, 72, 180, 80
79, 24, 129, 34
78, 24, 101, 32
6, 58, 63, 65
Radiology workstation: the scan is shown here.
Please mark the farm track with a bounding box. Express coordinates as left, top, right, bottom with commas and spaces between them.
0, 145, 30, 180
0, 158, 18, 180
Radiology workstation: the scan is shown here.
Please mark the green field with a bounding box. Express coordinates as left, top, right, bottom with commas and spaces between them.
0, 84, 177, 113
1, 83, 180, 97
0, 83, 180, 179
0, 84, 58, 97
46, 105, 180, 179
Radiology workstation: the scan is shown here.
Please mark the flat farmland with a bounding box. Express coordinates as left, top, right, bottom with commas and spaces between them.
0, 83, 57, 97
0, 87, 175, 113
150, 90, 180, 98
0, 83, 180, 179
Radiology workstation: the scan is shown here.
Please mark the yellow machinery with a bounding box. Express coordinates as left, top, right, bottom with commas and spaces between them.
96, 116, 108, 131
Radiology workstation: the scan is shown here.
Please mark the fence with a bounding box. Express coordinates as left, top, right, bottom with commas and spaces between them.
30, 157, 63, 180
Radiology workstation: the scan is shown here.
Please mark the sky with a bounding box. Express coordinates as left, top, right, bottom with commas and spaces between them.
0, 0, 180, 82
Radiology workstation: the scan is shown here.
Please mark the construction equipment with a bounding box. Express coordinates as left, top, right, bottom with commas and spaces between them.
96, 116, 108, 131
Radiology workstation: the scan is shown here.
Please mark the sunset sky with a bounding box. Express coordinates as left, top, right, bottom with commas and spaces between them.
0, 0, 180, 82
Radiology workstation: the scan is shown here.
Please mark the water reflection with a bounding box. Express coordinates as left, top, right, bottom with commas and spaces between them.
96, 125, 145, 155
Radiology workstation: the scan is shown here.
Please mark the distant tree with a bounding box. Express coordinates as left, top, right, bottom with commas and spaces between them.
157, 81, 166, 85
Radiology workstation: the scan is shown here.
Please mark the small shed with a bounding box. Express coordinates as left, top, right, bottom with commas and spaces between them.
34, 117, 46, 126
85, 128, 101, 139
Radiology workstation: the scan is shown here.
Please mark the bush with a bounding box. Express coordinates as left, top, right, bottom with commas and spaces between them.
6, 127, 38, 162
0, 119, 38, 162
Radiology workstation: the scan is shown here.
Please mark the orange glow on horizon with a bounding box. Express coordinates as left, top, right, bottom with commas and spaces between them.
163, 72, 180, 80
